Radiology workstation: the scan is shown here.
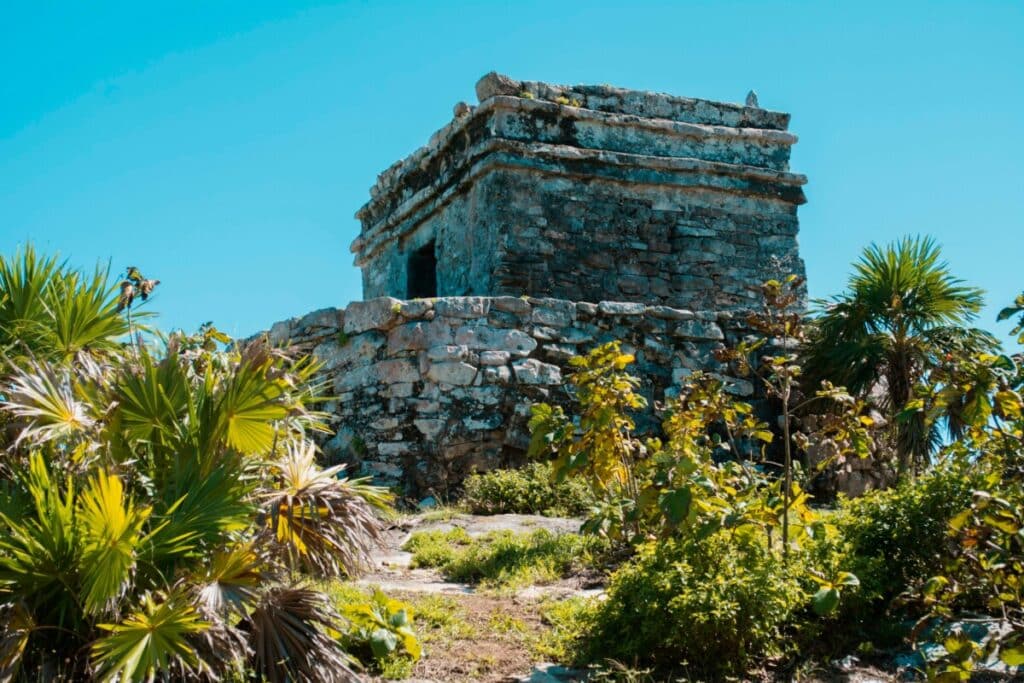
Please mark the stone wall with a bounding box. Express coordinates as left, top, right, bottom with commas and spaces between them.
266, 295, 756, 496
351, 73, 807, 310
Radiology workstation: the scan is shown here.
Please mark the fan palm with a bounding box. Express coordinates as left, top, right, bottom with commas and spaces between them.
803, 236, 987, 477
0, 246, 391, 681
0, 244, 132, 363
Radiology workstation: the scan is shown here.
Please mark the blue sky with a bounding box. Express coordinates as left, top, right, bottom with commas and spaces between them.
2, 1, 1022, 342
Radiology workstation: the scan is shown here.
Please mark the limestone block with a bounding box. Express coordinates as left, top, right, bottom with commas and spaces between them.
512, 358, 562, 385
646, 305, 695, 321
335, 364, 377, 392
464, 414, 504, 431
476, 71, 520, 101
363, 460, 404, 479
414, 419, 446, 439
376, 359, 420, 384
483, 365, 512, 384
479, 350, 511, 366
370, 417, 399, 431
397, 299, 434, 318
296, 307, 342, 333
386, 382, 415, 398
455, 326, 537, 355
435, 297, 490, 319
388, 322, 430, 353
427, 344, 470, 362
673, 320, 725, 341
377, 442, 413, 457
344, 297, 404, 334
598, 301, 647, 316
491, 296, 532, 315
554, 326, 595, 344
267, 319, 293, 346
314, 331, 384, 371
426, 362, 479, 386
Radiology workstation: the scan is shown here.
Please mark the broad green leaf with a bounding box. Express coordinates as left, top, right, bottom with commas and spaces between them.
811, 587, 840, 615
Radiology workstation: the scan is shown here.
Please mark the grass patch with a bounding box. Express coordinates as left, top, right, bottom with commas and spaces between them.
403, 528, 609, 590
461, 462, 594, 516
533, 596, 598, 661
406, 593, 474, 643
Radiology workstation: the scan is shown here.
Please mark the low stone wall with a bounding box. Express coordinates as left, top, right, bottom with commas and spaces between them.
266, 296, 755, 497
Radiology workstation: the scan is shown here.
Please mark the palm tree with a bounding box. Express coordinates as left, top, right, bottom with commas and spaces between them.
803, 236, 987, 478
0, 248, 390, 681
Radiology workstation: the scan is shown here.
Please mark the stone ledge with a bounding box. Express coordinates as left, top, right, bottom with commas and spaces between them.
353, 137, 807, 264
475, 71, 790, 130
357, 93, 800, 230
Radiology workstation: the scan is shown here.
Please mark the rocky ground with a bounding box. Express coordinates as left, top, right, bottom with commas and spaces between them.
355, 512, 910, 683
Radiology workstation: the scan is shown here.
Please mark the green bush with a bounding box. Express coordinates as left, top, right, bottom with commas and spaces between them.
403, 528, 609, 589
564, 532, 806, 679
461, 462, 594, 516
837, 461, 987, 608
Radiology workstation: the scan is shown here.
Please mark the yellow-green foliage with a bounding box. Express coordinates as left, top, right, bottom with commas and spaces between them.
556, 532, 807, 679
461, 462, 593, 516
327, 584, 423, 674
403, 528, 609, 589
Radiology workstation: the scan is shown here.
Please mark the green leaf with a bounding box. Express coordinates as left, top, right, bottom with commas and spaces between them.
811, 587, 841, 615
658, 488, 692, 526
1000, 644, 1024, 666
369, 627, 399, 659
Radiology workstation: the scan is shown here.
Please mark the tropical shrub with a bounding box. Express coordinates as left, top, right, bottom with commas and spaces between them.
837, 461, 986, 613
461, 461, 593, 516
564, 532, 807, 679
0, 244, 131, 363
0, 248, 391, 681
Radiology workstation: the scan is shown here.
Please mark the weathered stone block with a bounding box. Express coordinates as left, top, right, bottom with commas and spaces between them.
435, 297, 490, 319
598, 301, 647, 316
426, 361, 479, 386
512, 358, 562, 385
344, 297, 403, 334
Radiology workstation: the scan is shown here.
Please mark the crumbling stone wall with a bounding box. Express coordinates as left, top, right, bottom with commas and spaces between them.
264, 74, 812, 494
352, 73, 807, 310
266, 296, 755, 496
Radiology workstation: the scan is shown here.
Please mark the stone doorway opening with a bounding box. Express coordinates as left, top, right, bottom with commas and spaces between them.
407, 240, 437, 298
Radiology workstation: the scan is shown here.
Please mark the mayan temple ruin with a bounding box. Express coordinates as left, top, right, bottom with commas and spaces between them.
265, 72, 809, 497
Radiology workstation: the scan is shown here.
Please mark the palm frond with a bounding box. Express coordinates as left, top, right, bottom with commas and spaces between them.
246, 586, 358, 683
260, 440, 388, 578
0, 453, 82, 626
0, 244, 129, 362
78, 472, 151, 615
0, 601, 33, 683
215, 343, 290, 455
192, 543, 265, 620
91, 591, 208, 683
2, 361, 95, 447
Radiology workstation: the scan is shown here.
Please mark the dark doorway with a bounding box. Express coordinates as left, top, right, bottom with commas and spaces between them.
407, 241, 437, 298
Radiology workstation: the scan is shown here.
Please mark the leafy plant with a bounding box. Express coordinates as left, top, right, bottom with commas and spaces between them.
461, 462, 593, 516
337, 589, 422, 666
564, 532, 807, 679
0, 247, 389, 681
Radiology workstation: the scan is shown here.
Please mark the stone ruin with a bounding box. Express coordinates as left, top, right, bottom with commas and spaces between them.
264, 72, 818, 497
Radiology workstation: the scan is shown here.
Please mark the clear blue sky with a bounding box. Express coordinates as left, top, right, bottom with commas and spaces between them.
2, 1, 1022, 342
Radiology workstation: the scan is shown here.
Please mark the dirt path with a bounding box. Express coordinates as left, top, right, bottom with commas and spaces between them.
360, 513, 592, 682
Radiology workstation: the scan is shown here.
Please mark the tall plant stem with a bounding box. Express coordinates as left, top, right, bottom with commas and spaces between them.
781, 386, 792, 561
